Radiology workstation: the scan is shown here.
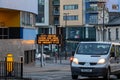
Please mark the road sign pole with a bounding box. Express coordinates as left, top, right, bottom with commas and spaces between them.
41, 44, 44, 67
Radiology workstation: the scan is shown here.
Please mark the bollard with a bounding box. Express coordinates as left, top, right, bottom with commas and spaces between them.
6, 53, 14, 77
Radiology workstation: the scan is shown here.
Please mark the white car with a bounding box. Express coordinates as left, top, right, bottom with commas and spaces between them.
35, 53, 50, 59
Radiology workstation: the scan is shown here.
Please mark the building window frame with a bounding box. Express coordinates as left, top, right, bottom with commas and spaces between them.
116, 28, 119, 40
63, 4, 78, 10
108, 28, 111, 41
112, 4, 119, 10
63, 15, 78, 21
21, 12, 35, 27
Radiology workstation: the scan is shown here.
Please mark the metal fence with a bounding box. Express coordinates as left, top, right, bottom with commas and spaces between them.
0, 61, 23, 79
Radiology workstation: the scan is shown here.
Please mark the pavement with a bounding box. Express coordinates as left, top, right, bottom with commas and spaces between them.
23, 59, 70, 72
23, 59, 71, 79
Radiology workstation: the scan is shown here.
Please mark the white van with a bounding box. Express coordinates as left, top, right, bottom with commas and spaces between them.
71, 42, 120, 80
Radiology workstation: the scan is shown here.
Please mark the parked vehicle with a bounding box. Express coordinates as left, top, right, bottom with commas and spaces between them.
35, 53, 50, 60
71, 41, 120, 80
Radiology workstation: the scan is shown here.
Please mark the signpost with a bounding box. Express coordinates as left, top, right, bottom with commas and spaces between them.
37, 34, 60, 67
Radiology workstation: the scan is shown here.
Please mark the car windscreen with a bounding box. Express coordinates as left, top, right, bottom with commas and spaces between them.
76, 43, 111, 55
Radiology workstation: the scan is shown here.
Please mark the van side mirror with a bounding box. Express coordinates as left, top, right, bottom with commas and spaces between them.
72, 51, 75, 56
110, 52, 115, 57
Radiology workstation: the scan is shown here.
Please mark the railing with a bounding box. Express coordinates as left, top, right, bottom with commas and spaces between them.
0, 58, 23, 79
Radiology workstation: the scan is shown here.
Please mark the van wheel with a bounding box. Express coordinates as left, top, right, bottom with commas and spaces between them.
103, 69, 110, 80
72, 75, 78, 79
116, 74, 120, 79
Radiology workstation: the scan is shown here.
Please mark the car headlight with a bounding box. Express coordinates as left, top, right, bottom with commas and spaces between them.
72, 58, 79, 64
98, 58, 106, 64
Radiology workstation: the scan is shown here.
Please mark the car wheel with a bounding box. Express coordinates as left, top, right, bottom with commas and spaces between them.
103, 69, 110, 80
72, 75, 78, 80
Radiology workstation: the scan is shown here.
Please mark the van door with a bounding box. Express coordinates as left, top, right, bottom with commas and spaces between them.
110, 45, 120, 73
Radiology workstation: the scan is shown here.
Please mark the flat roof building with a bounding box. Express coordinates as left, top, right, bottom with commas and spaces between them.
0, 0, 38, 64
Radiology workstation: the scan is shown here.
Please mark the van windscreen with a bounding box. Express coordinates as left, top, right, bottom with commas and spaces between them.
76, 43, 111, 55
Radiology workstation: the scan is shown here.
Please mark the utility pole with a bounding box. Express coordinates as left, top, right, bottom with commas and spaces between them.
64, 13, 69, 60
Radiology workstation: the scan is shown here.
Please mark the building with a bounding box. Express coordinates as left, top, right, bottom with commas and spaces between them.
60, 0, 83, 27
36, 0, 61, 54
105, 0, 120, 42
36, 0, 51, 54
105, 14, 120, 42
84, 0, 109, 41
0, 0, 38, 64
59, 0, 96, 53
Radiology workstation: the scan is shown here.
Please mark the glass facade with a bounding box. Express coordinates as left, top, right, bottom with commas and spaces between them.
65, 27, 96, 53
66, 27, 96, 41
36, 0, 45, 23
85, 1, 99, 24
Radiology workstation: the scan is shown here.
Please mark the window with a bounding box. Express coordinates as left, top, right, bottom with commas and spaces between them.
64, 4, 78, 10
108, 29, 111, 40
89, 3, 98, 11
112, 4, 119, 10
116, 28, 119, 40
0, 28, 9, 39
77, 43, 110, 55
63, 15, 78, 20
22, 12, 35, 27
36, 0, 45, 23
89, 15, 98, 24
116, 45, 120, 57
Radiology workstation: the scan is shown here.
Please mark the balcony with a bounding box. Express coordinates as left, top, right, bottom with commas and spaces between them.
86, 19, 98, 25
86, 7, 99, 13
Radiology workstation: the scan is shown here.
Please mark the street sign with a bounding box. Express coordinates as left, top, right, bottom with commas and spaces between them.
37, 34, 60, 45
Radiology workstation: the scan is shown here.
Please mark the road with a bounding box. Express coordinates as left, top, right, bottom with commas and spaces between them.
24, 71, 119, 80
23, 59, 120, 80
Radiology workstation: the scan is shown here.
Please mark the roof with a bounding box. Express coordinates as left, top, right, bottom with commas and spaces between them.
105, 12, 120, 26
80, 41, 112, 44
106, 17, 120, 26
80, 41, 120, 45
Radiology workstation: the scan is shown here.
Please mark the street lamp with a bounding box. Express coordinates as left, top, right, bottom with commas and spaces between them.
98, 2, 108, 41
102, 3, 105, 41
63, 13, 69, 60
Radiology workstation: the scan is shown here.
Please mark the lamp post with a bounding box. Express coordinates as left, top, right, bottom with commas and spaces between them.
102, 3, 105, 41
64, 13, 69, 60
98, 2, 106, 41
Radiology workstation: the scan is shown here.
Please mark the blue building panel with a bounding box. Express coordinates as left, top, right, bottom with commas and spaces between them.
85, 1, 99, 24
20, 27, 23, 39
20, 28, 37, 40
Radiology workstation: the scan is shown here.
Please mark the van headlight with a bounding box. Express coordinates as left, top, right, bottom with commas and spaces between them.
98, 58, 106, 64
72, 58, 79, 64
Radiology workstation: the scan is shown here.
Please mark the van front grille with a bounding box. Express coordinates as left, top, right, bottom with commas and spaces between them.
78, 62, 85, 65
90, 62, 97, 65
78, 62, 97, 65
